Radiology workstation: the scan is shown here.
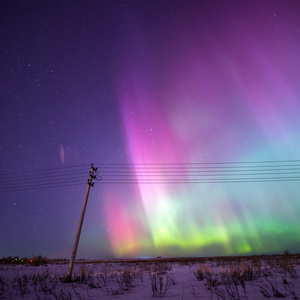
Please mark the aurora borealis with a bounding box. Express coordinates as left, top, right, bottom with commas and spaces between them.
101, 1, 300, 257
1, 1, 300, 259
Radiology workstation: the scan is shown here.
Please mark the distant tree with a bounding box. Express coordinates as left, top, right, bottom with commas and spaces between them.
30, 255, 49, 266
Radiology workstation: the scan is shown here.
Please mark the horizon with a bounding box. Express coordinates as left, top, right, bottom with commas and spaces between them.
1, 248, 297, 262
2, 251, 299, 263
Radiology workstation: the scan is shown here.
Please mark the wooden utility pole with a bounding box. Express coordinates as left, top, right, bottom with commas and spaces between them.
66, 164, 97, 281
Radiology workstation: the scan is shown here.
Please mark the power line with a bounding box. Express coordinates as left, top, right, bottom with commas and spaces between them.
0, 182, 85, 192
1, 160, 300, 192
1, 160, 300, 177
95, 159, 300, 165
97, 178, 300, 184
2, 165, 300, 185
0, 170, 87, 183
0, 164, 91, 192
0, 164, 89, 178
96, 160, 300, 184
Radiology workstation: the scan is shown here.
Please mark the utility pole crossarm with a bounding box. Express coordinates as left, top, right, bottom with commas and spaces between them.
66, 163, 97, 281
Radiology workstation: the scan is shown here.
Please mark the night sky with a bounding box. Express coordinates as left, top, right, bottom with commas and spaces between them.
1, 0, 300, 259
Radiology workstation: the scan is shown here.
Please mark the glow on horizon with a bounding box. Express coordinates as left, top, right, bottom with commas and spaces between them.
101, 3, 300, 258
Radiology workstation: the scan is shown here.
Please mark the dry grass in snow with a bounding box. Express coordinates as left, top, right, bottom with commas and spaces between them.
0, 254, 300, 299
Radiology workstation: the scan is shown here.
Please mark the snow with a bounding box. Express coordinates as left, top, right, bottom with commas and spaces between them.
0, 255, 299, 299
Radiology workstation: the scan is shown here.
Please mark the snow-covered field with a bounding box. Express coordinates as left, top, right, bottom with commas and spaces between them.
0, 255, 299, 299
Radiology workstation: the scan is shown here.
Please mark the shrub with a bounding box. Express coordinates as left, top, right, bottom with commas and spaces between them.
30, 255, 49, 266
